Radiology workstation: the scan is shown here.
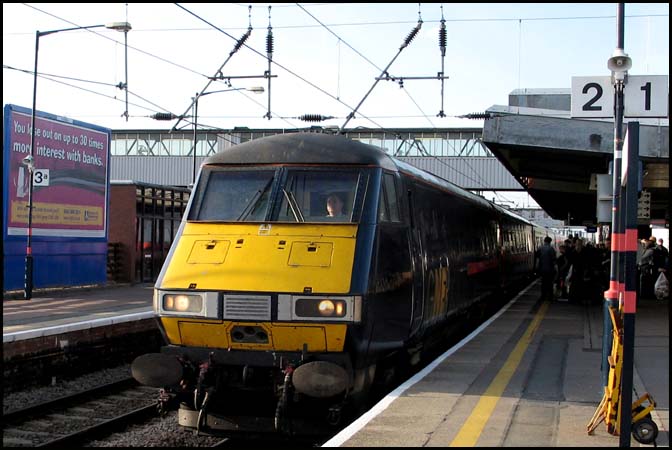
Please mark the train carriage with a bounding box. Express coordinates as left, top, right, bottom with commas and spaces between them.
131, 132, 553, 435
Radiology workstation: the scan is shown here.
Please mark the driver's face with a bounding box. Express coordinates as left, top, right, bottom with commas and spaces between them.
327, 197, 343, 216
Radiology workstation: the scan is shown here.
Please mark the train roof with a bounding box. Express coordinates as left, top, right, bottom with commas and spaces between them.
203, 132, 398, 170
392, 158, 494, 209
496, 203, 537, 227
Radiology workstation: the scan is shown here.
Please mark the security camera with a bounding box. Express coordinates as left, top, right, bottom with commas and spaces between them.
22, 155, 34, 167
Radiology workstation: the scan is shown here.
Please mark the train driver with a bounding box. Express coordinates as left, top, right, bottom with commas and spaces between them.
326, 194, 346, 218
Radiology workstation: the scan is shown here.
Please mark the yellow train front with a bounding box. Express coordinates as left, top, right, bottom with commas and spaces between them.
131, 132, 539, 436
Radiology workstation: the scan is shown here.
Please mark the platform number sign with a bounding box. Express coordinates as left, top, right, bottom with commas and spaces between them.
571, 75, 668, 118
33, 168, 50, 186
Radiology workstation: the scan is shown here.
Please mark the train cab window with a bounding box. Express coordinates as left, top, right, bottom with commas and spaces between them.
278, 169, 361, 223
189, 169, 275, 221
378, 173, 400, 223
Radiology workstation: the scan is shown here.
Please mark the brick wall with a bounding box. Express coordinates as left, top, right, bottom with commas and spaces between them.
109, 184, 138, 282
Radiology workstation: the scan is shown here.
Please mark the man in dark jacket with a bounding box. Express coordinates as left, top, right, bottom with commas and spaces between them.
535, 236, 557, 301
638, 238, 656, 299
653, 238, 669, 274
555, 244, 570, 299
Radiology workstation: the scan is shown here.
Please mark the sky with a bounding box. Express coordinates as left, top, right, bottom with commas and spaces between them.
2, 3, 669, 208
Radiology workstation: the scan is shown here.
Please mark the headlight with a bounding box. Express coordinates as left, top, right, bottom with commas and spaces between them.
156, 290, 219, 318
277, 294, 360, 322
296, 298, 347, 318
163, 294, 203, 313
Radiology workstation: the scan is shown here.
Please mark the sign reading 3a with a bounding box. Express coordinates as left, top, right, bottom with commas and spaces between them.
571, 75, 668, 118
33, 169, 50, 186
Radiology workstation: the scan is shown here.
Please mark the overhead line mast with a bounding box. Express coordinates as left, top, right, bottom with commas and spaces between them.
339, 5, 425, 132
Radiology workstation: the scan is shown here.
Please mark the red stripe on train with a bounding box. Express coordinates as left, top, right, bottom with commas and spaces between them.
467, 258, 500, 275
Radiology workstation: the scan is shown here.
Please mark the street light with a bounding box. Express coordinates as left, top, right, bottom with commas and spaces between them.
191, 86, 265, 185
107, 22, 133, 121
24, 21, 132, 301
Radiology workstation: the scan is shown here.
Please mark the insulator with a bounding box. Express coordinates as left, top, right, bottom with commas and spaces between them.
298, 114, 333, 122
232, 28, 251, 54
439, 21, 447, 56
266, 30, 274, 56
151, 112, 178, 121
460, 112, 493, 120
401, 21, 422, 49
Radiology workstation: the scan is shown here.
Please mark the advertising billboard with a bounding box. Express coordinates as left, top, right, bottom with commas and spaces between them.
3, 104, 111, 291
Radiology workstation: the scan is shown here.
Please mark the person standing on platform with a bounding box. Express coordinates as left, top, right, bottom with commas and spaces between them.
556, 244, 570, 299
638, 238, 656, 299
635, 239, 647, 298
653, 238, 669, 275
564, 238, 575, 263
568, 238, 588, 303
535, 236, 557, 301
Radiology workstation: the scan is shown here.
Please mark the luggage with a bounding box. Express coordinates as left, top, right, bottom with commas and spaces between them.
654, 272, 669, 300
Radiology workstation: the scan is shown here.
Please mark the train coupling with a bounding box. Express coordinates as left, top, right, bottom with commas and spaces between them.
156, 388, 173, 417
274, 365, 295, 433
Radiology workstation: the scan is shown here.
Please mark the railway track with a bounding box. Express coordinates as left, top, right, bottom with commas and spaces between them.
2, 287, 519, 448
3, 377, 158, 447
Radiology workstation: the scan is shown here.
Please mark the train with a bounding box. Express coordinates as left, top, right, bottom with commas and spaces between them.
131, 131, 559, 436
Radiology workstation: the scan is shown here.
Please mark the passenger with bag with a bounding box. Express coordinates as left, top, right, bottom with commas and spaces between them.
652, 238, 669, 300
653, 237, 669, 274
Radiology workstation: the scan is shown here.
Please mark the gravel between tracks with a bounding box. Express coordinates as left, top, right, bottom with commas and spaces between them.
86, 410, 224, 447
3, 364, 224, 446
3, 364, 133, 414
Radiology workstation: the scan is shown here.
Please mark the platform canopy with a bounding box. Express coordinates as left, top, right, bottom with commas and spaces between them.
482, 97, 669, 227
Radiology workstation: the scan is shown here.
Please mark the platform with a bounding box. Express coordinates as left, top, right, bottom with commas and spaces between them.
3, 283, 155, 341
324, 280, 669, 447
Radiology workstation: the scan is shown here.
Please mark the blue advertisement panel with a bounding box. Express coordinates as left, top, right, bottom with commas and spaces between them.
3, 104, 111, 291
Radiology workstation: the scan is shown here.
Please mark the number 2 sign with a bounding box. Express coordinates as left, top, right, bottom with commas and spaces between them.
571, 75, 668, 118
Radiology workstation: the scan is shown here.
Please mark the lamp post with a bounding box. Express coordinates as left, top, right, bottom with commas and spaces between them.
112, 22, 133, 121
23, 22, 131, 300
190, 86, 264, 185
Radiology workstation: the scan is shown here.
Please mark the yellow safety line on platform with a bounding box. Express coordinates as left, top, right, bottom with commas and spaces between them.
450, 300, 550, 447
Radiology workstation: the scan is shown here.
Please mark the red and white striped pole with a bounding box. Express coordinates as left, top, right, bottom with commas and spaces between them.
601, 1, 631, 392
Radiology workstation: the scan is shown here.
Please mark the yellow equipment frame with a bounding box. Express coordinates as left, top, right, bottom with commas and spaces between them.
586, 304, 657, 443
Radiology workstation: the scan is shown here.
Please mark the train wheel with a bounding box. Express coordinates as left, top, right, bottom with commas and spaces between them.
632, 417, 658, 445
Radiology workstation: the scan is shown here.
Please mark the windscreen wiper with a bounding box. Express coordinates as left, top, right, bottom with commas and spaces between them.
282, 188, 304, 222
237, 178, 273, 221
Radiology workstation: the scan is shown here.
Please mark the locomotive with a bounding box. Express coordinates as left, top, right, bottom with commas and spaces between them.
131, 132, 554, 435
